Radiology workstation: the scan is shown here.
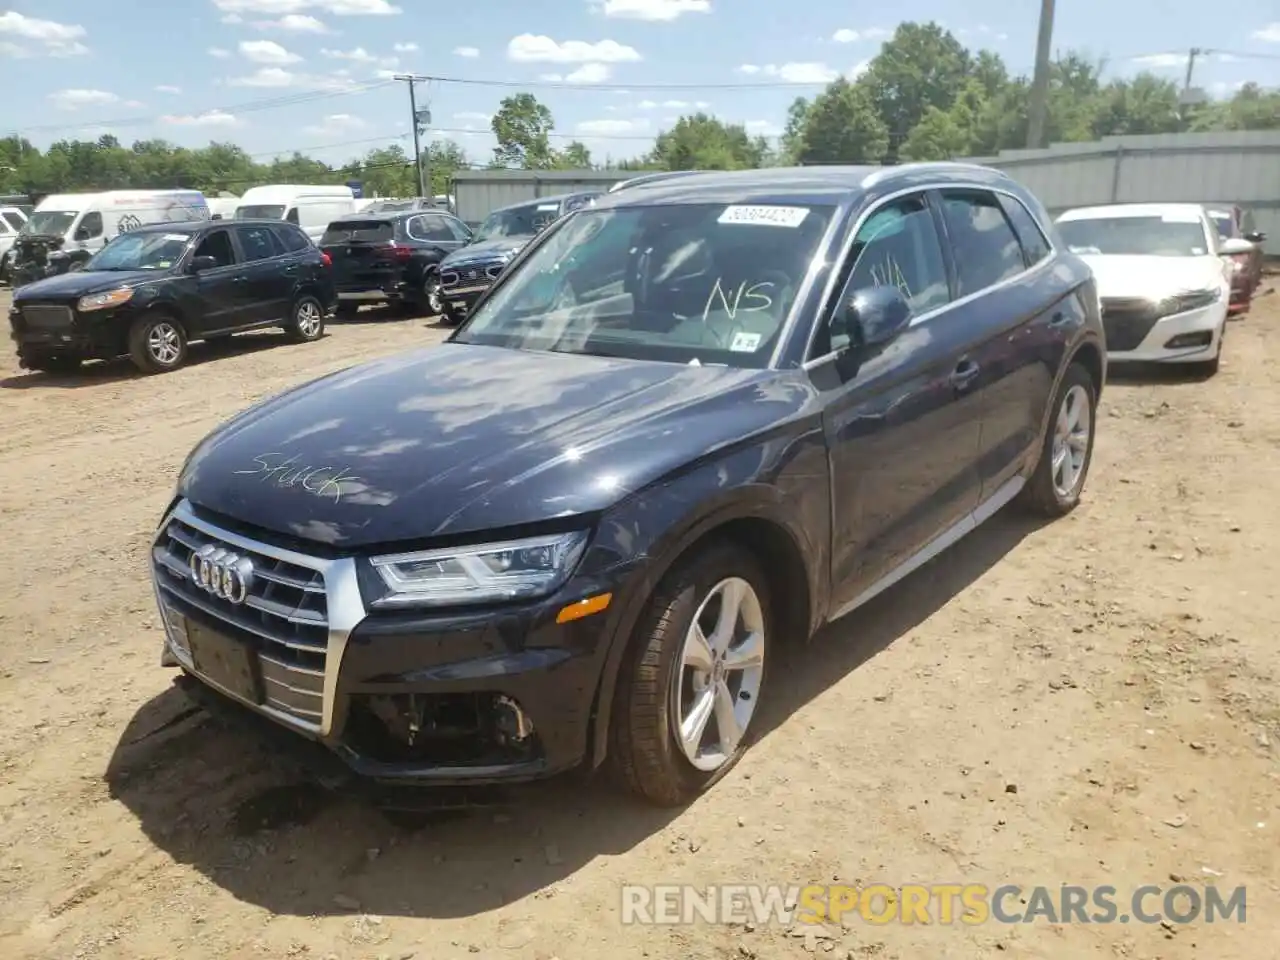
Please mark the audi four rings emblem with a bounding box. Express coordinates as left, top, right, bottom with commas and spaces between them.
189, 544, 255, 605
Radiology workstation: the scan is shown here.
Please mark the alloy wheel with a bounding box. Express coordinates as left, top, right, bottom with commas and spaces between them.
425, 275, 443, 315
1051, 383, 1091, 499
148, 321, 183, 366
671, 576, 766, 772
295, 300, 322, 338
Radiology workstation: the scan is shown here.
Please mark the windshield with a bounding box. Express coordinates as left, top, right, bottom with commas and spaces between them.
321, 220, 394, 244
455, 202, 834, 367
84, 231, 191, 271
1057, 216, 1210, 257
475, 203, 561, 241
21, 210, 77, 237
235, 204, 286, 220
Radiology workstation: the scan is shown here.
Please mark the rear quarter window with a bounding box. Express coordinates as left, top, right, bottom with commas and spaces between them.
997, 194, 1053, 266
274, 225, 311, 252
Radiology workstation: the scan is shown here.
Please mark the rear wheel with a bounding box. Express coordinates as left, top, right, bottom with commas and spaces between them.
128, 314, 188, 374
1017, 361, 1096, 517
421, 270, 443, 316
610, 542, 771, 807
284, 294, 325, 342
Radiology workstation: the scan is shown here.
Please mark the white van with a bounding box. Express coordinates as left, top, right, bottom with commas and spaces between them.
207, 196, 241, 220
11, 189, 210, 286
234, 184, 356, 242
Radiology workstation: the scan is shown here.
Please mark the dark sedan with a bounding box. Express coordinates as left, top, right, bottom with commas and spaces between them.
320, 210, 472, 318
1207, 204, 1267, 314
150, 163, 1104, 806
9, 219, 336, 374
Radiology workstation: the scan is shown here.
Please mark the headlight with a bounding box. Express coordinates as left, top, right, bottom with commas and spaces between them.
369, 530, 590, 608
1158, 288, 1219, 315
77, 287, 133, 312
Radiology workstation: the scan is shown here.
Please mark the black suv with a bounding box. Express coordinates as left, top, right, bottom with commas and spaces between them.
151, 163, 1104, 806
320, 210, 472, 319
437, 191, 600, 325
10, 219, 336, 375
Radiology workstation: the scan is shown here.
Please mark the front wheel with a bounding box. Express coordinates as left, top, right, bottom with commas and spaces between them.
128, 314, 188, 374
420, 270, 443, 316
1018, 361, 1097, 517
610, 543, 771, 807
284, 294, 325, 342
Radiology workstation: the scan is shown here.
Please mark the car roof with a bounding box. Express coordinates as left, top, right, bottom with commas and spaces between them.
126, 218, 288, 235
587, 162, 1019, 211
489, 191, 599, 215
1057, 202, 1209, 222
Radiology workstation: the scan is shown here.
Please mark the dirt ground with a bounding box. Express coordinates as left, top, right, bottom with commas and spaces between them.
1, 287, 1279, 960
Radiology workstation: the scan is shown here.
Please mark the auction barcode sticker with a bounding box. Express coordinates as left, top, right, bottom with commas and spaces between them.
718, 205, 810, 228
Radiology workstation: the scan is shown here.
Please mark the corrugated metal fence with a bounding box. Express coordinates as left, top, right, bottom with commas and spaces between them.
963, 131, 1280, 254
451, 170, 628, 225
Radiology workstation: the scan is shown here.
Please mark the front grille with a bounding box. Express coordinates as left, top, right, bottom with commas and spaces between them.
152, 515, 328, 728
441, 262, 501, 289
1101, 298, 1159, 353
20, 304, 74, 330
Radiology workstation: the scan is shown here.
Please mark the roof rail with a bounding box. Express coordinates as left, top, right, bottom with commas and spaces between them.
607, 170, 704, 194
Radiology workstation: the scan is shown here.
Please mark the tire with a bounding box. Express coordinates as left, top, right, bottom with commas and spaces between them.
610, 542, 771, 807
284, 294, 325, 343
420, 269, 443, 316
0, 251, 10, 285
128, 313, 188, 374
440, 306, 463, 327
1017, 361, 1097, 517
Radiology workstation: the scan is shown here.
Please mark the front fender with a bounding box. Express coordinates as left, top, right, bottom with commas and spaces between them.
582, 424, 830, 769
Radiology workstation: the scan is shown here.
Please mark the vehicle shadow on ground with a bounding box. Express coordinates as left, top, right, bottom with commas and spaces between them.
0, 332, 291, 390
1106, 362, 1217, 386
103, 510, 1042, 920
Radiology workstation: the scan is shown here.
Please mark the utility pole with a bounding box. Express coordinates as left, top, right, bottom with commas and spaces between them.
1179, 47, 1203, 123
1025, 0, 1056, 150
392, 74, 431, 197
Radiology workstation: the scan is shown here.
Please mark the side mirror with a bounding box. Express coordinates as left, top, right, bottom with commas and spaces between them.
190, 255, 218, 273
1219, 237, 1256, 256
837, 285, 913, 352
1244, 231, 1265, 244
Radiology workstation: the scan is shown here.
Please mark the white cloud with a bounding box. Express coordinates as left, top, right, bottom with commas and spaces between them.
540, 62, 613, 83
222, 13, 244, 23
322, 46, 377, 62
507, 33, 641, 63
1130, 53, 1185, 68
832, 27, 889, 43
637, 98, 709, 109
745, 119, 781, 135
454, 45, 480, 57
48, 88, 119, 110
161, 110, 241, 127
254, 14, 330, 32
208, 46, 232, 58
394, 41, 418, 52
740, 62, 839, 83
0, 11, 89, 57
1210, 79, 1249, 96
155, 84, 183, 95
848, 59, 870, 79
577, 118, 648, 135
593, 0, 710, 21
212, 0, 401, 16
228, 67, 301, 87
453, 111, 491, 121
304, 112, 366, 134
1253, 22, 1280, 42
240, 39, 303, 64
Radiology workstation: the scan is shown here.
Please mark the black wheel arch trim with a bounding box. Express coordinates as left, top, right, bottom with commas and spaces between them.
585, 483, 823, 770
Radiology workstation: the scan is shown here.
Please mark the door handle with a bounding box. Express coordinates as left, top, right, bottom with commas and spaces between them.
950, 358, 980, 389
233, 275, 248, 283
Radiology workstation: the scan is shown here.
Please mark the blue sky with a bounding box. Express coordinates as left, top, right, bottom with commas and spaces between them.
2, 0, 1278, 168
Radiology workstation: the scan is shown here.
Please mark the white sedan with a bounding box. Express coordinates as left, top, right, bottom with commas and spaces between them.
1055, 202, 1254, 375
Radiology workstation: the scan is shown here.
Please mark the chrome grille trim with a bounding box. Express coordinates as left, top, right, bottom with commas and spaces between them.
150, 498, 366, 738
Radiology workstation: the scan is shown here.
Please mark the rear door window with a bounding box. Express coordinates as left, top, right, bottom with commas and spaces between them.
273, 224, 311, 252
193, 229, 236, 267
321, 220, 394, 244
938, 190, 1028, 297
234, 224, 282, 262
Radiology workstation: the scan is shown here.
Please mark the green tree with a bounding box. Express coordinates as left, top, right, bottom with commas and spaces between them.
793, 78, 890, 164
554, 140, 593, 169
425, 140, 469, 194
491, 93, 556, 169
648, 113, 767, 170
860, 21, 973, 159
780, 96, 811, 163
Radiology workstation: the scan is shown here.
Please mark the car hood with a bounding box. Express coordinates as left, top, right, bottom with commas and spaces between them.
13, 269, 166, 301
1080, 254, 1225, 299
442, 237, 530, 266
177, 343, 816, 548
